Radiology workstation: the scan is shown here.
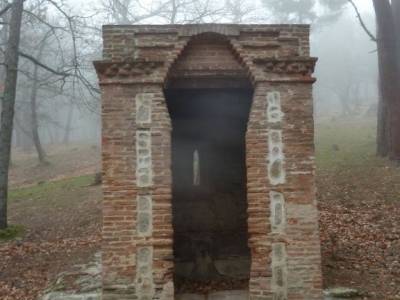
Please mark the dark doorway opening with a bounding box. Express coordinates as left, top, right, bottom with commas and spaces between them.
165, 88, 253, 292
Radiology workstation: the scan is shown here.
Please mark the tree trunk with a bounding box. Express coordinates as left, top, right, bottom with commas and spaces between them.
390, 0, 400, 161
0, 0, 24, 229
0, 1, 10, 117
22, 107, 33, 152
47, 125, 56, 145
0, 2, 8, 85
340, 96, 351, 116
372, 0, 400, 160
29, 40, 48, 164
340, 84, 353, 116
14, 114, 33, 151
63, 104, 73, 144
14, 122, 22, 148
393, 0, 400, 44
30, 60, 47, 164
376, 97, 389, 156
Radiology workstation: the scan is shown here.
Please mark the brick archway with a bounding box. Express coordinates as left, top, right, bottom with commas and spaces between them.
164, 31, 254, 293
95, 24, 322, 300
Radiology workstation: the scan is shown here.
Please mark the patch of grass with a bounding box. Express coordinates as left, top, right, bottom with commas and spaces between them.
315, 118, 381, 170
0, 224, 25, 241
9, 174, 95, 203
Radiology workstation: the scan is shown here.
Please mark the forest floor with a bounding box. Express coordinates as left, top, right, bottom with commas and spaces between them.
9, 144, 100, 187
0, 119, 400, 299
0, 145, 102, 300
317, 119, 400, 299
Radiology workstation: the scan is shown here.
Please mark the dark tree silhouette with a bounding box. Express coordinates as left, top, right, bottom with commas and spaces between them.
0, 0, 24, 230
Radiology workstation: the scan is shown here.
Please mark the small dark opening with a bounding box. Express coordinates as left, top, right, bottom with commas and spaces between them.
165, 88, 253, 293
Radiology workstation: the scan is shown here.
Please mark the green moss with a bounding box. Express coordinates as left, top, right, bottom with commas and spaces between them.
0, 224, 25, 241
9, 174, 95, 204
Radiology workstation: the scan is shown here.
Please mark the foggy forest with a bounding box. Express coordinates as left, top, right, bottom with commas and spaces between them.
0, 0, 399, 300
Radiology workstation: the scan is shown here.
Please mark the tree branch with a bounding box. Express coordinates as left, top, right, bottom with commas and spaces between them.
23, 9, 67, 32
18, 51, 70, 77
348, 0, 377, 42
0, 4, 12, 17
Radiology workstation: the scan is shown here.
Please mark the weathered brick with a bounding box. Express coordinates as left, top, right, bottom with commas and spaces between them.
95, 24, 321, 300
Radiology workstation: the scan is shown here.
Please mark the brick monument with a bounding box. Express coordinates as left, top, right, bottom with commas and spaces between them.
94, 24, 322, 300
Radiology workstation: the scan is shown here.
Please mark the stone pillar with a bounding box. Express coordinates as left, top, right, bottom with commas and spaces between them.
133, 86, 175, 300
266, 89, 288, 300
247, 81, 321, 300
279, 83, 322, 300
246, 83, 273, 300
101, 84, 139, 300
96, 61, 174, 299
149, 88, 174, 300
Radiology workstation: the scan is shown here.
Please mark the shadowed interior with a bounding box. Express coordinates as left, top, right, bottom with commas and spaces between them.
165, 88, 253, 290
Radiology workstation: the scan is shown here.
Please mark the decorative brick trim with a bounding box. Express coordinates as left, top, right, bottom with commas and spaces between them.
136, 246, 155, 298
136, 93, 152, 126
268, 129, 285, 186
135, 91, 156, 297
254, 57, 317, 76
178, 24, 241, 37
267, 91, 284, 124
267, 90, 288, 299
136, 130, 153, 188
272, 243, 288, 299
94, 61, 165, 84
164, 35, 257, 87
137, 195, 152, 237
270, 192, 286, 233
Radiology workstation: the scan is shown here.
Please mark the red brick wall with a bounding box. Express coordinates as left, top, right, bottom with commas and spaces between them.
169, 33, 245, 78
95, 24, 321, 300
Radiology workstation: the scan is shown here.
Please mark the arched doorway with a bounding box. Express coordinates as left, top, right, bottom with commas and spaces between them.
164, 33, 254, 294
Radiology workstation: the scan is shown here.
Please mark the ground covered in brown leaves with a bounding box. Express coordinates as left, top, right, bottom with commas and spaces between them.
0, 146, 102, 300
319, 166, 400, 299
0, 120, 399, 299
317, 120, 400, 299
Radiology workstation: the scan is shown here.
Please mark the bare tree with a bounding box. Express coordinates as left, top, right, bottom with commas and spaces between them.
0, 0, 101, 229
266, 0, 400, 161
0, 0, 23, 229
224, 0, 257, 23
29, 37, 48, 164
374, 0, 400, 161
349, 0, 400, 160
99, 0, 225, 24
263, 0, 347, 24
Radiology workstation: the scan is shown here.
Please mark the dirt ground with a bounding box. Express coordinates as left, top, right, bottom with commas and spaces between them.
0, 145, 102, 300
9, 144, 100, 187
318, 163, 400, 299
0, 120, 399, 299
316, 120, 400, 299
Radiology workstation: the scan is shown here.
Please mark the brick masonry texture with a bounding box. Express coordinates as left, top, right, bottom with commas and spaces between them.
94, 24, 322, 300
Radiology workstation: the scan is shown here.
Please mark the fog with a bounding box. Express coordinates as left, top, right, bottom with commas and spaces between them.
0, 0, 379, 158
313, 8, 378, 119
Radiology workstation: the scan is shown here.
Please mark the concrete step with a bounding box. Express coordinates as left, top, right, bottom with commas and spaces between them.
177, 289, 363, 300
177, 290, 248, 300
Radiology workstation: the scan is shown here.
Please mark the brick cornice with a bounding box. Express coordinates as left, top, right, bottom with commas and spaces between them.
254, 57, 317, 75
94, 60, 165, 84
252, 57, 318, 83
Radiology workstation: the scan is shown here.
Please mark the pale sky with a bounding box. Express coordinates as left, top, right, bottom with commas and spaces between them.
75, 0, 375, 14
353, 0, 374, 12
56, 0, 376, 24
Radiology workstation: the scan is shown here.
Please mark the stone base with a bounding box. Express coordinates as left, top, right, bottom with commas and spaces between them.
175, 256, 250, 279
41, 293, 100, 300
177, 290, 248, 300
